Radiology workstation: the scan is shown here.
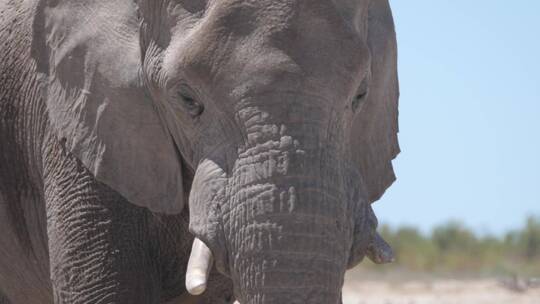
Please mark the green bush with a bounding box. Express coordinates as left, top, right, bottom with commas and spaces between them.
357, 215, 540, 277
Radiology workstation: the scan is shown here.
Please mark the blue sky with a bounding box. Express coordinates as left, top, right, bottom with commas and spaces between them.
375, 1, 540, 235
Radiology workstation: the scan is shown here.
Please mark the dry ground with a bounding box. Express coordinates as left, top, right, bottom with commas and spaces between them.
342, 278, 540, 304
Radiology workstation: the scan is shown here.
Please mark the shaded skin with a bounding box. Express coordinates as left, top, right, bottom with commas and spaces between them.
0, 1, 232, 303
0, 0, 399, 303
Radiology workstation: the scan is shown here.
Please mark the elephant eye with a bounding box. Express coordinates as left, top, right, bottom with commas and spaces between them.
352, 79, 369, 113
178, 85, 204, 118
180, 0, 208, 14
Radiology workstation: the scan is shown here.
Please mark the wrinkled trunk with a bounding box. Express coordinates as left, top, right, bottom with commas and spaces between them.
223, 175, 348, 303
221, 121, 352, 303
189, 99, 363, 303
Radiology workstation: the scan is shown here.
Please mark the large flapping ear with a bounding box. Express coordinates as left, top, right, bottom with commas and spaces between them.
32, 0, 185, 214
351, 0, 400, 204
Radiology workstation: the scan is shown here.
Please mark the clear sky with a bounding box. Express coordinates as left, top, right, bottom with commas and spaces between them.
374, 1, 540, 235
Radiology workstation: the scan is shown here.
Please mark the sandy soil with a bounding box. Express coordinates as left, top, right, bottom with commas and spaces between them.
342, 279, 540, 304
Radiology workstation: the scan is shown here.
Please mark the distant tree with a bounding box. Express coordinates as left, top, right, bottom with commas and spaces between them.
520, 216, 540, 260
357, 216, 540, 276
432, 221, 476, 252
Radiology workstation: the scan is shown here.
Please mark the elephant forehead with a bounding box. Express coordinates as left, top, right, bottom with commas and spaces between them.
207, 0, 369, 22
165, 0, 370, 103
203, 0, 367, 40
208, 0, 297, 35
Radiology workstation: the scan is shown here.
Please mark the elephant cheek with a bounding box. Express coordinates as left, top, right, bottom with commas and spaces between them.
188, 158, 230, 276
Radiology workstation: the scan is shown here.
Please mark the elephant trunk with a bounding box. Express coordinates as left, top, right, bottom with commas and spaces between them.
226, 184, 347, 301
220, 124, 352, 303
187, 99, 388, 303
225, 205, 346, 303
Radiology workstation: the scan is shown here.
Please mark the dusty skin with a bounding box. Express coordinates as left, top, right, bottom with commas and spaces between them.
342, 279, 540, 304
0, 0, 398, 303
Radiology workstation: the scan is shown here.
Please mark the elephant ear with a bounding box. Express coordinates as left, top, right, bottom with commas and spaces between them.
351, 0, 400, 204
32, 0, 186, 214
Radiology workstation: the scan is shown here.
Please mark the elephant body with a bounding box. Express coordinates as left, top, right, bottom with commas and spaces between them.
0, 0, 399, 303
0, 2, 232, 303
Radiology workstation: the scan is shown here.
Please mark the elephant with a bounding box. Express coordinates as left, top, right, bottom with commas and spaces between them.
0, 0, 399, 303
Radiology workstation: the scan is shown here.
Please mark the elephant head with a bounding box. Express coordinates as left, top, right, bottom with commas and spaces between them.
32, 0, 399, 303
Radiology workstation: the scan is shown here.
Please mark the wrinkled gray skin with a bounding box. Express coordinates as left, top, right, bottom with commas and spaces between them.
0, 0, 399, 303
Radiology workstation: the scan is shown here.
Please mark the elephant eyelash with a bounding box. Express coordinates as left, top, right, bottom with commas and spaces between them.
352, 78, 369, 113
178, 85, 205, 118
351, 89, 368, 113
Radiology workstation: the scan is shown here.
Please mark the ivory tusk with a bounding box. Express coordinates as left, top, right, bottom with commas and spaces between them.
186, 238, 214, 295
